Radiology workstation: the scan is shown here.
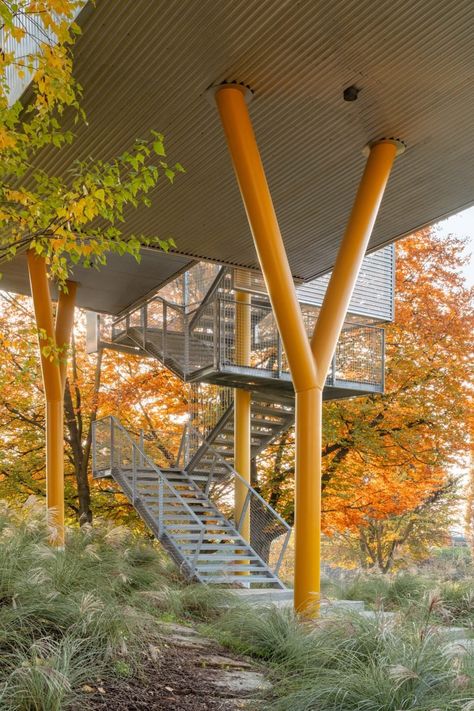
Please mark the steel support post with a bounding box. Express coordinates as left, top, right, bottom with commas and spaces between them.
27, 252, 77, 545
234, 290, 251, 542
310, 140, 403, 378
214, 84, 319, 611
213, 83, 403, 614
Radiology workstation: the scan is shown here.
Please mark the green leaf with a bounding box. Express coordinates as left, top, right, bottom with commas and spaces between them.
153, 140, 166, 156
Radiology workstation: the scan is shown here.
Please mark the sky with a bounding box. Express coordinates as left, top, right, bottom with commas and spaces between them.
433, 206, 473, 535
434, 206, 474, 288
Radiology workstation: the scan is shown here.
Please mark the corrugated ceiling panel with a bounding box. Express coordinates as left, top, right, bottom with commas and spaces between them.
5, 0, 474, 311
0, 248, 195, 315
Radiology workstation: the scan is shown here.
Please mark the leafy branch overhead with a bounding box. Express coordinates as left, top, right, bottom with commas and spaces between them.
0, 1, 184, 288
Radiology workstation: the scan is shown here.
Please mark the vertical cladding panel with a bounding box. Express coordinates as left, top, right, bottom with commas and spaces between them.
296, 245, 395, 323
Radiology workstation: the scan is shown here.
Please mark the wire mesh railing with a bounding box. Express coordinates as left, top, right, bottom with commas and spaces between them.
176, 383, 234, 465
181, 423, 291, 575
334, 323, 385, 387
106, 285, 384, 390
190, 381, 233, 432
189, 295, 384, 388
110, 295, 190, 373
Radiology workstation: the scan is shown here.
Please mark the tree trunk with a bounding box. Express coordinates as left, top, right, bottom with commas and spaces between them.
63, 344, 102, 525
64, 380, 92, 523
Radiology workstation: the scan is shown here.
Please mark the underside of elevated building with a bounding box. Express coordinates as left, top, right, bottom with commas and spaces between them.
1, 0, 472, 612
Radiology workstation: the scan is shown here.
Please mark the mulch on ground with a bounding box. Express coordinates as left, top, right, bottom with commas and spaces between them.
76, 623, 266, 711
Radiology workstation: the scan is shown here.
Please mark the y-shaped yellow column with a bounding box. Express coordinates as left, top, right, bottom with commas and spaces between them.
27, 252, 77, 545
213, 82, 403, 613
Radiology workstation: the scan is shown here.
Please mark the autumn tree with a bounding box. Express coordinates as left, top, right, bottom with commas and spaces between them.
258, 229, 473, 571
464, 415, 474, 553
0, 293, 189, 522
0, 0, 188, 537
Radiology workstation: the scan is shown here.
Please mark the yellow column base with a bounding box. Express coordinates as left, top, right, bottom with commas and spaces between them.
46, 400, 65, 546
234, 387, 251, 542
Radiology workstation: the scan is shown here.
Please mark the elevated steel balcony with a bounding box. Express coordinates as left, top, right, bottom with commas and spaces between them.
104, 290, 385, 400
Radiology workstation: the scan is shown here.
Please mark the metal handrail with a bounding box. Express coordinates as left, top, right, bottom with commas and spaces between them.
94, 415, 286, 584
111, 293, 185, 330
182, 422, 292, 576
93, 416, 207, 545
185, 423, 291, 533
111, 294, 188, 377
108, 281, 384, 391
188, 266, 228, 330
190, 292, 384, 361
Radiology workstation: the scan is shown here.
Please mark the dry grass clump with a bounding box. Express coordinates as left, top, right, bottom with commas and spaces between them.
212, 599, 474, 710
0, 498, 178, 710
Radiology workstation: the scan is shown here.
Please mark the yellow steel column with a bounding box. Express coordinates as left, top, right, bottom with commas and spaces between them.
311, 140, 404, 379
55, 281, 78, 391
27, 252, 77, 545
234, 290, 251, 541
213, 84, 320, 613
305, 143, 402, 603
213, 83, 404, 614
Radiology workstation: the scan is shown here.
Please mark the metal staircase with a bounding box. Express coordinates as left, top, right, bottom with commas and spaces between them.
93, 416, 290, 588
92, 265, 387, 587
185, 388, 294, 486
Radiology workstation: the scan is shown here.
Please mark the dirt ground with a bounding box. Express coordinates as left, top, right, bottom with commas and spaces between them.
76, 623, 268, 711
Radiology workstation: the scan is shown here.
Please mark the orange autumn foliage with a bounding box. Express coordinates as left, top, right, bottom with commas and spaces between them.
259, 228, 473, 566
0, 296, 188, 524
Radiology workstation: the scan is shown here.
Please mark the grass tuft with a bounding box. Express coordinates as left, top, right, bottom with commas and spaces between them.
0, 499, 181, 710
211, 600, 474, 710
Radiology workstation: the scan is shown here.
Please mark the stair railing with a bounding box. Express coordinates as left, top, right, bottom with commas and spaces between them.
111, 295, 189, 376
180, 422, 292, 576
188, 266, 228, 330
108, 281, 384, 392
93, 415, 207, 574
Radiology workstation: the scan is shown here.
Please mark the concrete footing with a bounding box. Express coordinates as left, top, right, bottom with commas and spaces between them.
231, 589, 365, 611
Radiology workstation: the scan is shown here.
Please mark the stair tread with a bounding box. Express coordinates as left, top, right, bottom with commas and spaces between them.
174, 532, 243, 539
145, 496, 214, 505
167, 524, 235, 531
187, 546, 260, 553
181, 553, 262, 561
195, 564, 268, 572
196, 575, 280, 583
